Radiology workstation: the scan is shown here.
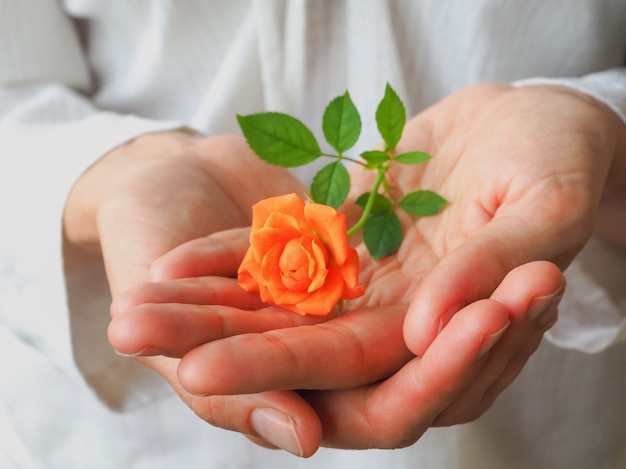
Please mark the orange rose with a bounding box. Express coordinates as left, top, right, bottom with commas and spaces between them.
237, 193, 364, 315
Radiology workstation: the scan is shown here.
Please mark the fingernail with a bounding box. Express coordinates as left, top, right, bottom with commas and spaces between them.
528, 281, 565, 326
114, 347, 149, 357
250, 408, 303, 457
478, 322, 510, 357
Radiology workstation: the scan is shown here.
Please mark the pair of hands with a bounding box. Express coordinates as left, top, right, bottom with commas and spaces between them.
65, 83, 626, 457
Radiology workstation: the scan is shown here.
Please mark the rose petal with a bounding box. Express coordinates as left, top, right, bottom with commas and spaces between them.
304, 203, 349, 265
280, 238, 314, 291
260, 244, 311, 305
251, 194, 309, 232
292, 267, 344, 315
239, 193, 364, 316
269, 284, 311, 306
260, 243, 287, 289
307, 237, 329, 292
251, 226, 299, 260
237, 248, 261, 293
264, 211, 308, 233
339, 247, 364, 299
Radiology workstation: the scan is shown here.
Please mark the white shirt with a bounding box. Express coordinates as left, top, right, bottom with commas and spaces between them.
1, 1, 625, 468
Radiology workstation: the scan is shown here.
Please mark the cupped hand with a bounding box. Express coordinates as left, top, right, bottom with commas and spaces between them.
112, 228, 563, 452
391, 83, 626, 356
107, 83, 626, 453
64, 130, 332, 456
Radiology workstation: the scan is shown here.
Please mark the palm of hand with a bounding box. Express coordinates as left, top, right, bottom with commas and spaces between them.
352, 82, 604, 313
95, 134, 305, 295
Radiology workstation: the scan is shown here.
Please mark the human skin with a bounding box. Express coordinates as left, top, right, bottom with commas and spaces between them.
63, 130, 333, 454
94, 83, 626, 456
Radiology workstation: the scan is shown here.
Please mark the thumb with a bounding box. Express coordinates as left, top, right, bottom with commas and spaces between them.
403, 215, 568, 357
150, 228, 251, 281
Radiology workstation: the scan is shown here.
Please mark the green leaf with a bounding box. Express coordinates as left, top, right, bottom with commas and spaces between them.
322, 92, 362, 153
237, 113, 321, 167
398, 190, 448, 216
360, 150, 390, 169
355, 191, 393, 211
310, 162, 351, 209
375, 83, 406, 152
362, 208, 403, 259
395, 151, 432, 165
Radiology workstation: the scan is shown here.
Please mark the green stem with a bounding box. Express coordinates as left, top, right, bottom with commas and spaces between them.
347, 168, 386, 237
320, 153, 367, 166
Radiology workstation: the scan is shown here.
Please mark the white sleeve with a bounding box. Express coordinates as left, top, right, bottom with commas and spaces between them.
514, 68, 626, 353
0, 1, 182, 408
550, 237, 626, 353
514, 67, 626, 128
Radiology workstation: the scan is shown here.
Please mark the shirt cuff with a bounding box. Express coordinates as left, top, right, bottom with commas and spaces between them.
513, 67, 626, 127
547, 236, 626, 353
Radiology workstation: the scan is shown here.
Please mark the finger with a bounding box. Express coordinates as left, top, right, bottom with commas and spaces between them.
110, 276, 265, 318
403, 236, 511, 357
150, 228, 251, 280
489, 261, 564, 326
467, 322, 547, 416
176, 305, 413, 396
470, 261, 563, 405
110, 276, 268, 356
431, 261, 564, 425
303, 299, 511, 449
108, 302, 327, 357
478, 302, 558, 405
404, 209, 573, 357
136, 355, 322, 457
190, 391, 322, 458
